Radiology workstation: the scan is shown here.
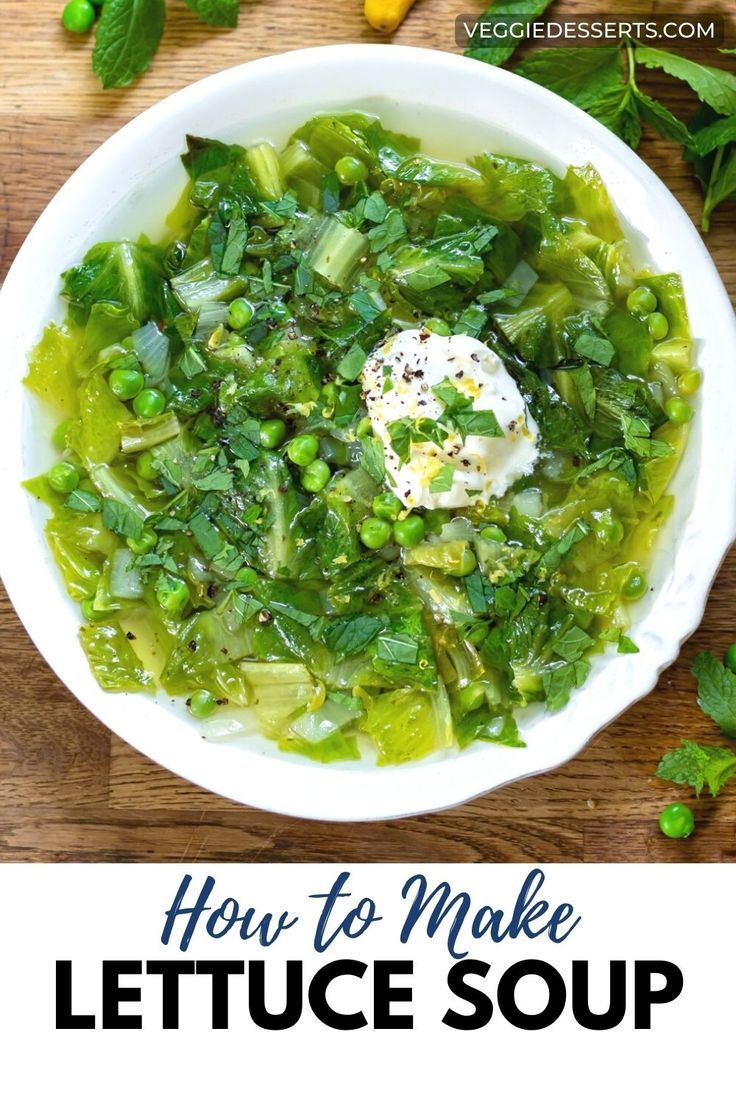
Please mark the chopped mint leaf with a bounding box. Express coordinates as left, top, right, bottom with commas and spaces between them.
102, 499, 144, 541
375, 633, 419, 665
454, 408, 504, 439
183, 1, 239, 28
193, 468, 234, 493
536, 521, 589, 580
464, 0, 556, 66
336, 344, 367, 382
92, 0, 166, 90
543, 660, 591, 712
322, 615, 383, 658
229, 592, 263, 627
621, 414, 673, 459
431, 377, 468, 413
429, 464, 455, 493
360, 436, 385, 482
388, 417, 447, 464
189, 512, 223, 559
321, 172, 341, 214
362, 193, 389, 224
367, 208, 406, 252
574, 332, 616, 367
65, 489, 102, 514
349, 289, 384, 322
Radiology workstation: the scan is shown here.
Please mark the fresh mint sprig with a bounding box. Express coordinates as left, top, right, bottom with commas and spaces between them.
656, 651, 736, 800
63, 0, 240, 89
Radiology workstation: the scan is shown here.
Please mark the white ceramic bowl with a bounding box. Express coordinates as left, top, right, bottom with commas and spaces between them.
1, 45, 735, 821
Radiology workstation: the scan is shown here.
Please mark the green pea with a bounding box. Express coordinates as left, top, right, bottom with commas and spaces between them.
480, 525, 505, 543
270, 301, 290, 323
447, 548, 477, 577
235, 566, 258, 589
155, 574, 190, 614
133, 388, 166, 419
393, 514, 425, 548
81, 597, 107, 622
228, 298, 253, 330
136, 452, 159, 482
647, 311, 670, 340
725, 642, 736, 673
301, 459, 331, 493
109, 367, 145, 401
456, 683, 486, 714
664, 396, 693, 425
127, 530, 157, 555
593, 510, 624, 545
372, 492, 402, 522
677, 370, 701, 398
287, 434, 320, 467
626, 286, 657, 316
658, 802, 694, 839
188, 689, 218, 719
425, 508, 451, 535
61, 0, 95, 33
259, 418, 287, 449
359, 517, 392, 550
47, 461, 79, 494
335, 156, 368, 185
622, 570, 647, 601
424, 318, 452, 337
52, 419, 72, 451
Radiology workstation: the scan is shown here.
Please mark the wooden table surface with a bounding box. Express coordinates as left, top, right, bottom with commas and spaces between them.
1, 0, 734, 862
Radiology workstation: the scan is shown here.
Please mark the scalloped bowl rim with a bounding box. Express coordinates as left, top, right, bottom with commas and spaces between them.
1, 44, 735, 822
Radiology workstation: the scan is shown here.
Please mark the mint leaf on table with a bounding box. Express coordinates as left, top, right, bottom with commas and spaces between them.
633, 90, 690, 145
359, 436, 385, 482
183, 0, 239, 27
656, 739, 736, 798
692, 650, 736, 736
92, 0, 166, 89
465, 0, 556, 66
514, 47, 642, 144
635, 46, 736, 116
475, 35, 736, 230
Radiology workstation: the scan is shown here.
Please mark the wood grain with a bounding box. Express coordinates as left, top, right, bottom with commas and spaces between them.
0, 0, 734, 862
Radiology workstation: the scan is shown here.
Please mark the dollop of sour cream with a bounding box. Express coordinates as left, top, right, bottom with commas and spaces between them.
361, 328, 540, 509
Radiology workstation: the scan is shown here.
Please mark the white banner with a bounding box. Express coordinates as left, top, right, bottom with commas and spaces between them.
0, 863, 731, 1101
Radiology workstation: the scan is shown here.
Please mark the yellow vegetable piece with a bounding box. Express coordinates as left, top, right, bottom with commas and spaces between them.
364, 0, 417, 33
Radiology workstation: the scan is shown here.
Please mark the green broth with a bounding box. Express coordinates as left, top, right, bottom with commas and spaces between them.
24, 111, 694, 765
